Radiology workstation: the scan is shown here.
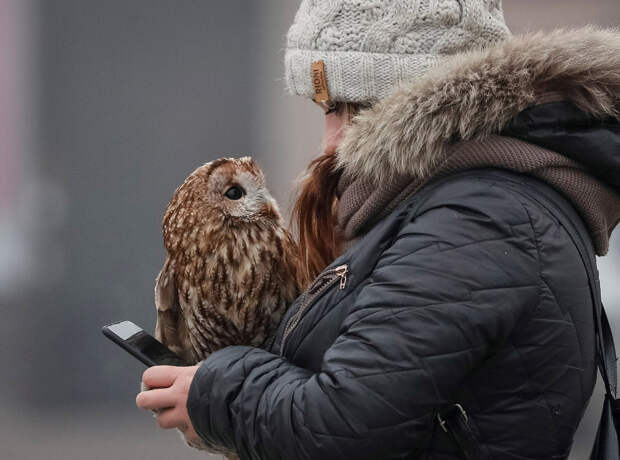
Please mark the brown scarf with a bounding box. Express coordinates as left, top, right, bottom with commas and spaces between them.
336, 135, 620, 256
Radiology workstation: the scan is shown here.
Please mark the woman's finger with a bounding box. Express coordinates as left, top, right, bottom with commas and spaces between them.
136, 387, 177, 411
142, 365, 181, 388
156, 407, 184, 429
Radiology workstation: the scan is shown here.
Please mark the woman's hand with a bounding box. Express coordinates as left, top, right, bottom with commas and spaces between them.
136, 364, 201, 445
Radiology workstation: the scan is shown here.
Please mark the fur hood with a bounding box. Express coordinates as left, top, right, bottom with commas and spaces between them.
335, 26, 620, 186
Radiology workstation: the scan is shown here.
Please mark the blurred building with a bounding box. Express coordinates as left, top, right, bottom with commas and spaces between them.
1, 1, 619, 459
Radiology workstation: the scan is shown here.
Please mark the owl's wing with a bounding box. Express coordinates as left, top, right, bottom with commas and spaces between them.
154, 257, 185, 351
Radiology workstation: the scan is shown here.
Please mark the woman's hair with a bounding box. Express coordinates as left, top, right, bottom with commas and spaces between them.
290, 102, 368, 288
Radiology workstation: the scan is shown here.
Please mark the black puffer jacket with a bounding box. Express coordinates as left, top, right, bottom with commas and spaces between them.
187, 28, 620, 459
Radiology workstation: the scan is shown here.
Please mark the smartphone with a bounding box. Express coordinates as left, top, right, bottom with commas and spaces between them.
102, 320, 188, 367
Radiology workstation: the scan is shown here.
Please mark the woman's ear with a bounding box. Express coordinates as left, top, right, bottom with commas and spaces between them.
154, 257, 183, 350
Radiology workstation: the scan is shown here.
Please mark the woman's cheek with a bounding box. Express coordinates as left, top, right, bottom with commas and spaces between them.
323, 112, 346, 154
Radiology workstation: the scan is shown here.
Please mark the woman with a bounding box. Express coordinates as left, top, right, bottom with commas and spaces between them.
136, 1, 620, 458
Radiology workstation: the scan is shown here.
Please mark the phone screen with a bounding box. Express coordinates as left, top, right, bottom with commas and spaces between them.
102, 320, 188, 367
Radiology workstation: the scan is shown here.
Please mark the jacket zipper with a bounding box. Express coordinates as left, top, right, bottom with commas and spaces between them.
279, 264, 348, 354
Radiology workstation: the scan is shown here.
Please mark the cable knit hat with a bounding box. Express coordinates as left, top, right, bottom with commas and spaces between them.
285, 0, 511, 103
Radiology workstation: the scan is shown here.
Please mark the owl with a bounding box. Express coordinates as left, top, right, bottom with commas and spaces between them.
153, 156, 303, 457
155, 156, 303, 361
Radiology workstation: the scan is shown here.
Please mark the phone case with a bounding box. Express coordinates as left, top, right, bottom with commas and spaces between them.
102, 321, 187, 367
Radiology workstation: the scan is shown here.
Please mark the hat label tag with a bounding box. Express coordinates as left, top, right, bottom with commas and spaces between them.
311, 61, 330, 103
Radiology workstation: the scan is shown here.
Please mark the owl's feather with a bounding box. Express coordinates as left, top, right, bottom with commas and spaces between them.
152, 156, 302, 458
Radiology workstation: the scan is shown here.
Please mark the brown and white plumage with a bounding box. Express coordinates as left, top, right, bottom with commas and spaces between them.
153, 156, 302, 458
155, 156, 302, 364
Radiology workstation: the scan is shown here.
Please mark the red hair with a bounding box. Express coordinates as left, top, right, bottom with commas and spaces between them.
290, 102, 366, 288
290, 151, 343, 288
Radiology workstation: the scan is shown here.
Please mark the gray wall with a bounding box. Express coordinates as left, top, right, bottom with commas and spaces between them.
3, 2, 258, 458
18, 0, 255, 406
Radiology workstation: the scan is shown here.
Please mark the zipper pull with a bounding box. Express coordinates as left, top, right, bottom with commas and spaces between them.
336, 264, 348, 289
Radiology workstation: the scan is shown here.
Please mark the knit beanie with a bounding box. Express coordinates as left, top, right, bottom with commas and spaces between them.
285, 0, 511, 103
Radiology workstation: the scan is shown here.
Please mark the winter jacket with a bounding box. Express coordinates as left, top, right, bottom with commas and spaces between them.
186, 27, 620, 459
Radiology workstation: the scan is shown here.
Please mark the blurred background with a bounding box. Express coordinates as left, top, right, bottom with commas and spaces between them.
1, 1, 619, 459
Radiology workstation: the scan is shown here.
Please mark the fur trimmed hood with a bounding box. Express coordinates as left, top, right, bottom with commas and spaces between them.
335, 26, 620, 186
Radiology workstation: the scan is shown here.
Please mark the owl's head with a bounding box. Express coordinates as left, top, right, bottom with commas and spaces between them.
162, 157, 282, 246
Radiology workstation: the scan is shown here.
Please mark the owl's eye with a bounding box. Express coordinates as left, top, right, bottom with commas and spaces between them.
224, 185, 245, 200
